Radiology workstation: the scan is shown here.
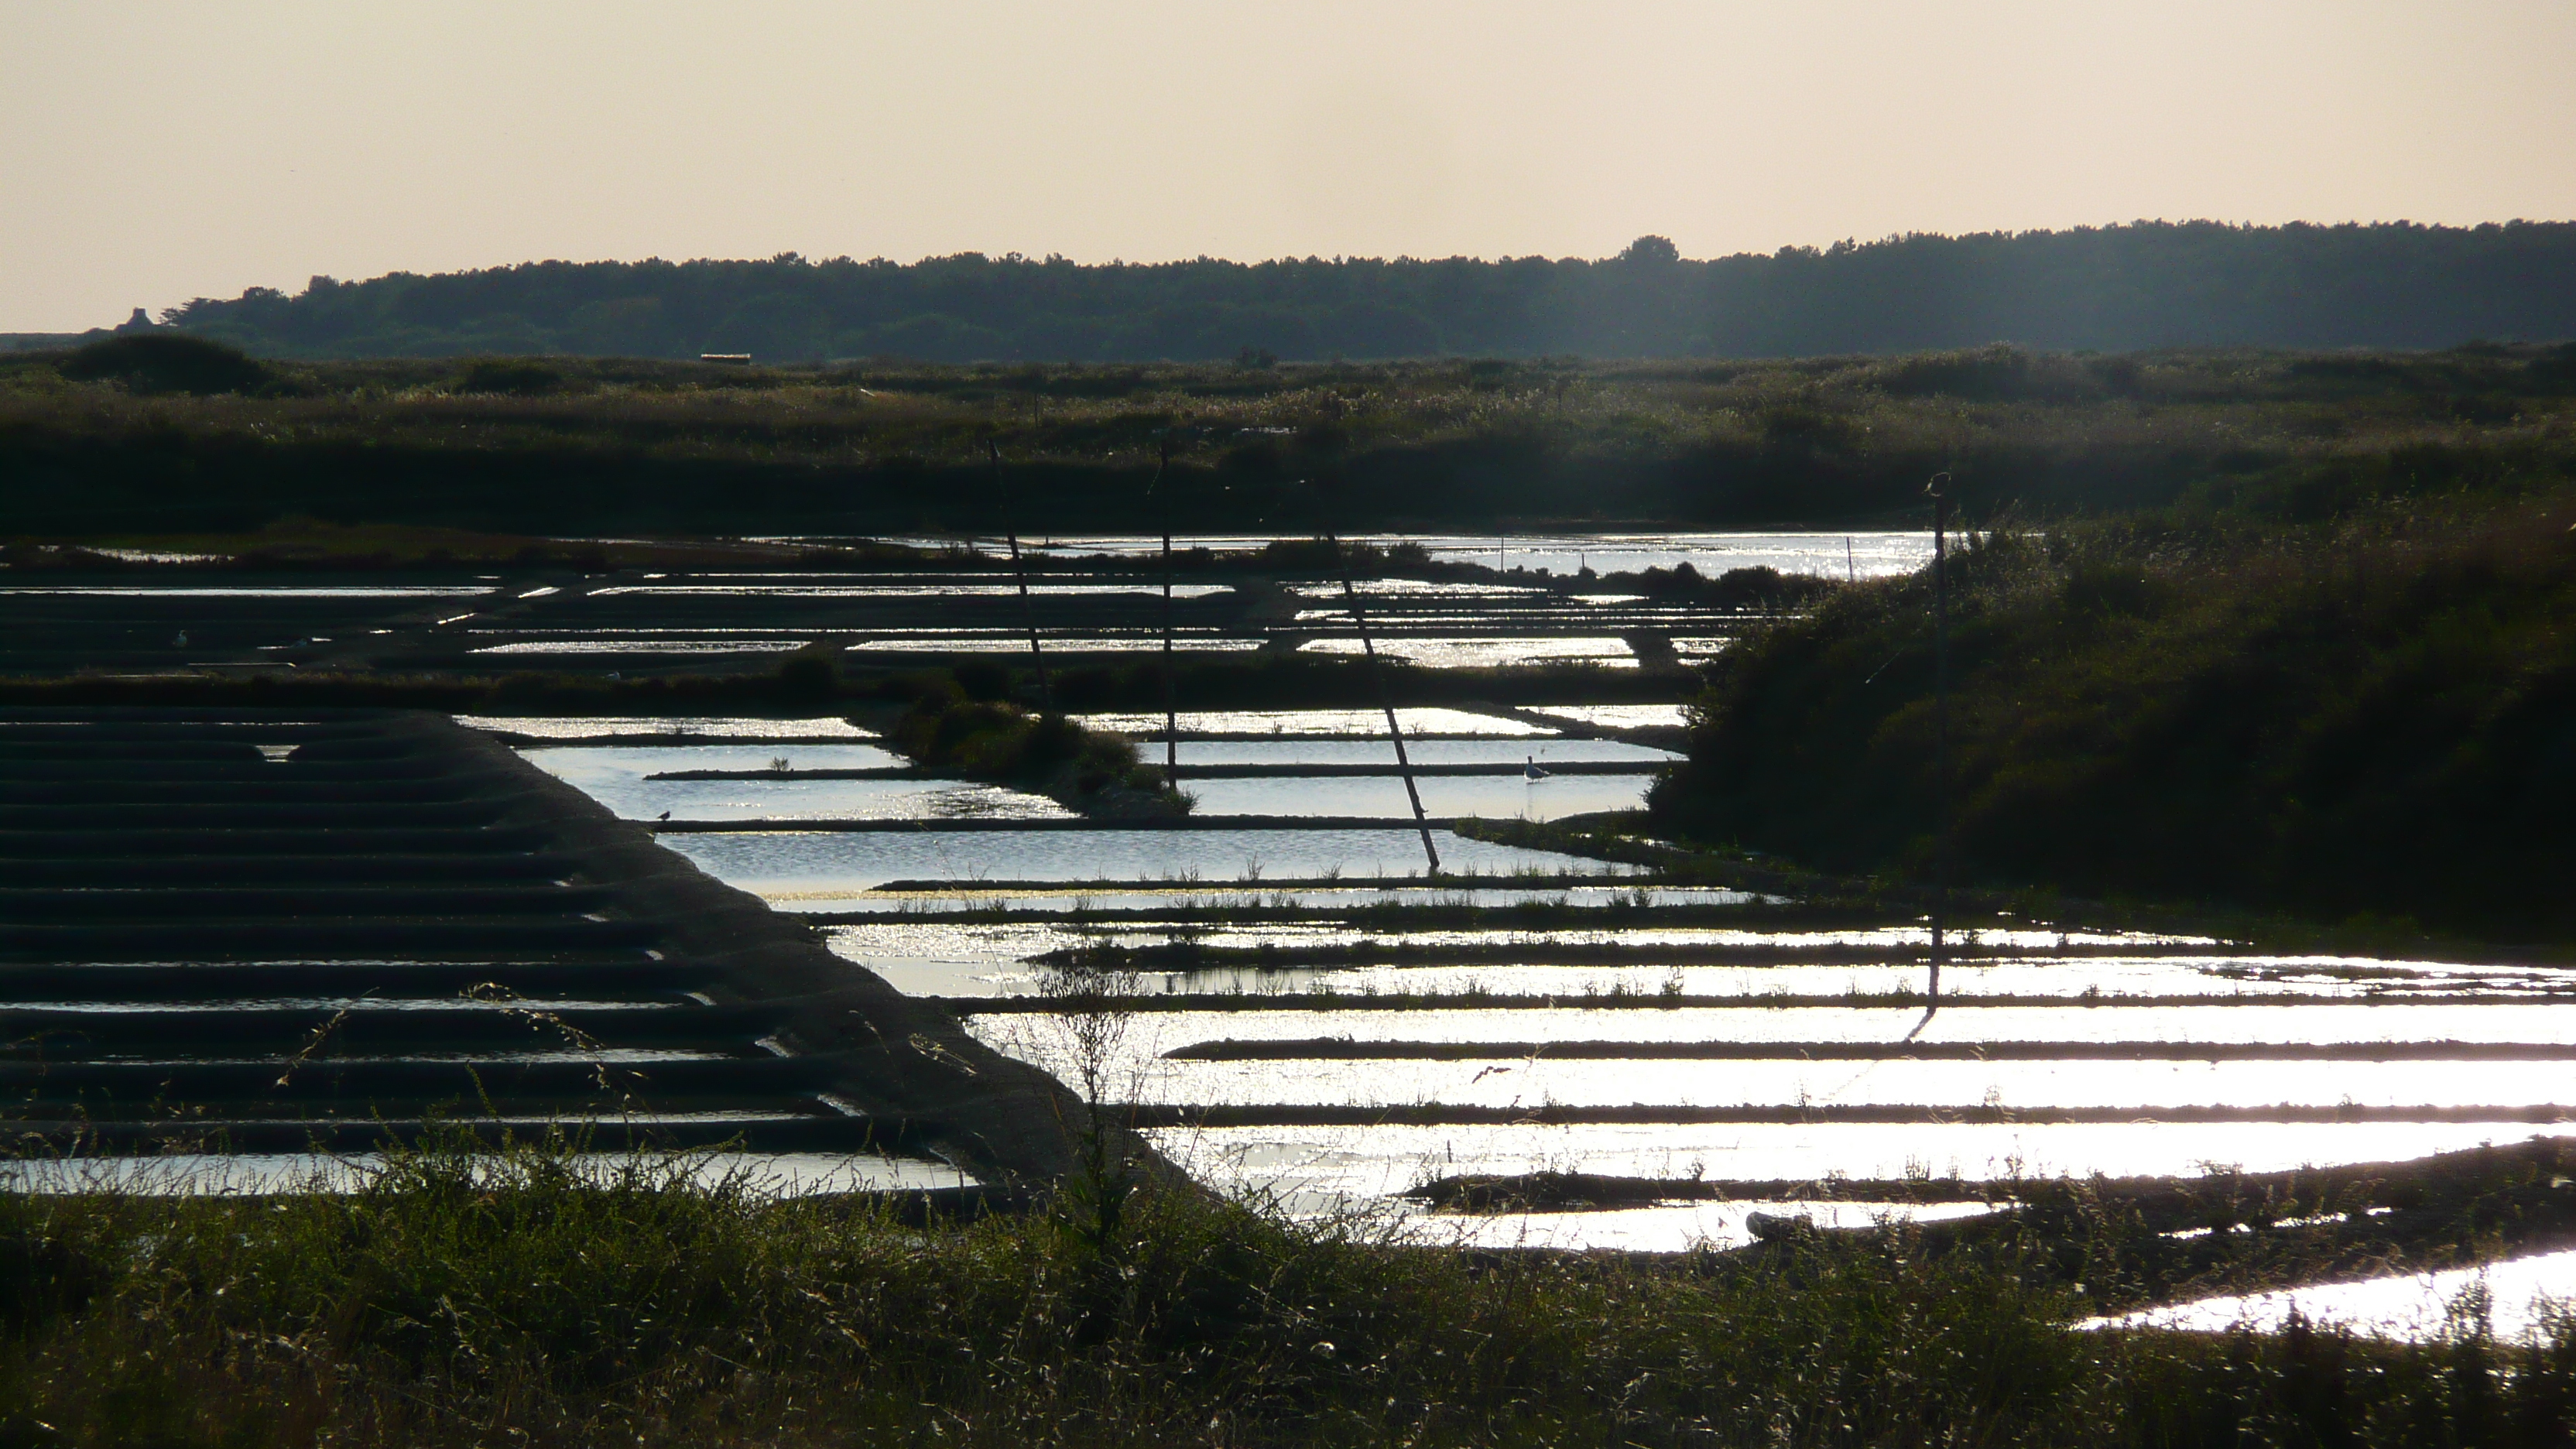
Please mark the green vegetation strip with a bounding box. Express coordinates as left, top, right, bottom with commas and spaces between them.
19, 1129, 2576, 1444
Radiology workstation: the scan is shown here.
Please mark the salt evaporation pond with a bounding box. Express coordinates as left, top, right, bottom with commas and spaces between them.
472, 639, 812, 656
1181, 773, 1657, 821
1374, 1199, 1998, 1253
816, 933, 2576, 1002
585, 581, 1235, 599
519, 745, 1067, 821
977, 1003, 2576, 1055
0, 584, 497, 598
666, 827, 1625, 895
1068, 1056, 2576, 1112
795, 885, 1753, 916
460, 715, 875, 741
1077, 708, 1553, 738
1523, 704, 1691, 731
0, 1151, 973, 1197
850, 636, 1262, 654
990, 530, 1936, 580
1166, 739, 1677, 766
1164, 1123, 2576, 1197
2086, 1249, 2576, 1343
1297, 637, 1637, 668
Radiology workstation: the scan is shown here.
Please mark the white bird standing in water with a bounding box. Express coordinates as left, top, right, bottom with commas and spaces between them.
1523, 755, 1550, 780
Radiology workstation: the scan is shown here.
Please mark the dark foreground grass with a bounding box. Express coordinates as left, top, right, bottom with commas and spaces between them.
6, 1138, 2576, 1447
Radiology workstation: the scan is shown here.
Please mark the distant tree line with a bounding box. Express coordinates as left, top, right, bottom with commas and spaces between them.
146, 222, 2576, 363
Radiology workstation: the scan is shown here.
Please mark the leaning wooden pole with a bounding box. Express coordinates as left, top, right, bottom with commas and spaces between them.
1149, 433, 1180, 783
1925, 471, 1954, 1011
1333, 534, 1439, 875
990, 437, 1052, 711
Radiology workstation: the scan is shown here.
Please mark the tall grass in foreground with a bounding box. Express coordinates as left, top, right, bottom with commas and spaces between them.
5, 1137, 2576, 1446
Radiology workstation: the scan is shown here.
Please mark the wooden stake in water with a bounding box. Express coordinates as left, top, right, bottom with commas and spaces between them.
1925, 473, 1954, 1009
990, 437, 1051, 711
1149, 433, 1178, 783
1334, 535, 1439, 875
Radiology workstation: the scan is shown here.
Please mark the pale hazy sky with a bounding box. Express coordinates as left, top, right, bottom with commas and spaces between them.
5, 1, 2573, 331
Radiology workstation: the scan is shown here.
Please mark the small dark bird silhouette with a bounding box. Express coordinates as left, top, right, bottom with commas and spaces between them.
1523, 755, 1551, 780
656, 810, 671, 821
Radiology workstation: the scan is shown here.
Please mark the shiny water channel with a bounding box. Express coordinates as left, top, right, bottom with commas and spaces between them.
665, 828, 1625, 896
519, 745, 1070, 822
1160, 1122, 2574, 1200
1180, 773, 1657, 821
947, 531, 1937, 580
459, 715, 876, 740
1297, 636, 1638, 668
1077, 708, 1554, 738
2085, 1248, 2576, 1343
1165, 739, 1676, 766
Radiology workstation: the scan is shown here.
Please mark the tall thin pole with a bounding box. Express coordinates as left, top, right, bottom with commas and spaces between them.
1334, 535, 1439, 875
991, 438, 1051, 711
1925, 473, 1954, 1010
1846, 536, 1856, 584
1151, 433, 1178, 783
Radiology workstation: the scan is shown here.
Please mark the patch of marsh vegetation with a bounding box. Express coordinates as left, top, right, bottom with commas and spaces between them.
1651, 486, 2576, 942
889, 666, 1191, 820
11, 1132, 2576, 1444
9, 332, 2575, 537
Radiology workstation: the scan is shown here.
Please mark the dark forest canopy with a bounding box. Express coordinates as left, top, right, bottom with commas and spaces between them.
150, 221, 2576, 364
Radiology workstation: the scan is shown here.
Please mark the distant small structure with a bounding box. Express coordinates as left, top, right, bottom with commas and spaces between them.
699, 353, 753, 365
115, 308, 156, 334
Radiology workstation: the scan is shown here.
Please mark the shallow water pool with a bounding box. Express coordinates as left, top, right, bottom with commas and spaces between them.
1180, 773, 1656, 821
673, 827, 1624, 896
1158, 1122, 2576, 1197
522, 745, 1065, 821
1077, 708, 1550, 738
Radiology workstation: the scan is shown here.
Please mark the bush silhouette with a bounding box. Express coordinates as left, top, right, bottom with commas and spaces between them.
454, 358, 564, 396
57, 334, 270, 396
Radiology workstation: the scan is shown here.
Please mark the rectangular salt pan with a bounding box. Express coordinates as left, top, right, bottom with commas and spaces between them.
2084, 1248, 2576, 1344
0, 585, 496, 597
1297, 637, 1637, 669
521, 745, 1067, 821
459, 716, 876, 740
1077, 709, 1552, 738
848, 637, 1262, 653
1162, 1122, 2574, 1196
1523, 705, 1691, 731
1371, 1199, 1997, 1253
470, 639, 814, 655
677, 827, 1626, 896
0, 1152, 975, 1197
587, 582, 1234, 598
981, 1003, 2576, 1053
1168, 739, 1677, 766
1036, 1054, 2576, 1112
790, 885, 1752, 915
1180, 773, 1656, 821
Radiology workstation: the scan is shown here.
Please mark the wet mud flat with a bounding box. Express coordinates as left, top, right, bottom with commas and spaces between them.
0, 707, 1097, 1190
